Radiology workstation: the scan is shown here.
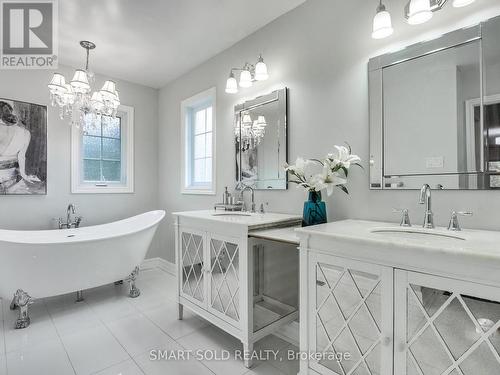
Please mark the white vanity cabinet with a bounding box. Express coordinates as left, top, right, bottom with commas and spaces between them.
304, 252, 394, 375
297, 220, 500, 375
174, 210, 302, 368
178, 228, 242, 327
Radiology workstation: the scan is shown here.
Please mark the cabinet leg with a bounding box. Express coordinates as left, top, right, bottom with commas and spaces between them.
243, 341, 254, 369
178, 303, 184, 320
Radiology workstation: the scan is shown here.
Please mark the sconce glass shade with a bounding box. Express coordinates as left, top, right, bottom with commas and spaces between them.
372, 4, 394, 39
408, 0, 433, 25
48, 73, 67, 95
452, 0, 475, 7
225, 73, 238, 94
70, 69, 91, 93
239, 69, 253, 88
254, 56, 269, 81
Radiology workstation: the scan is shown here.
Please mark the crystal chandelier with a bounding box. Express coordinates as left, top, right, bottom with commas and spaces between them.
47, 41, 120, 129
235, 113, 267, 151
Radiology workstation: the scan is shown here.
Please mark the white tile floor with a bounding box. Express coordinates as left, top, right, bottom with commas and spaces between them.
0, 268, 298, 375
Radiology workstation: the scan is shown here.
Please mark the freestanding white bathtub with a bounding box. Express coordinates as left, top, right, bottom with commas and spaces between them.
0, 210, 165, 328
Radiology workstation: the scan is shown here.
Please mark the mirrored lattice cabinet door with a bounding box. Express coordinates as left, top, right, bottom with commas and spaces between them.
309, 254, 393, 375
208, 235, 240, 324
180, 230, 206, 305
395, 271, 500, 375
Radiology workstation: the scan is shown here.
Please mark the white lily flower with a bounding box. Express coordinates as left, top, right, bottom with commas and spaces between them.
330, 145, 361, 169
285, 157, 312, 175
310, 167, 347, 196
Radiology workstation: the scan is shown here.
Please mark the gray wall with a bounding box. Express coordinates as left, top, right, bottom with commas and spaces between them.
0, 66, 162, 258
158, 0, 500, 263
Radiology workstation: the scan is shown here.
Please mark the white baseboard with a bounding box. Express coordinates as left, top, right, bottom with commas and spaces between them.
141, 257, 176, 276
141, 258, 298, 346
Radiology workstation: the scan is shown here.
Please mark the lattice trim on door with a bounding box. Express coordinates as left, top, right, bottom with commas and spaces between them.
316, 263, 382, 375
210, 239, 240, 321
181, 232, 204, 302
406, 285, 500, 375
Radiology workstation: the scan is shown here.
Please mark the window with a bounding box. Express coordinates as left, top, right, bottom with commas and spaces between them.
181, 87, 216, 194
71, 105, 134, 193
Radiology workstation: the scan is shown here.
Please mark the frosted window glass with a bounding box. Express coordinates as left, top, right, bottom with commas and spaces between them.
102, 138, 121, 160
83, 136, 101, 159
102, 161, 121, 181
83, 160, 100, 181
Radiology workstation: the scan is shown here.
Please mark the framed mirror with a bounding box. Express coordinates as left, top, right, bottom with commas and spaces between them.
369, 16, 500, 190
235, 88, 288, 190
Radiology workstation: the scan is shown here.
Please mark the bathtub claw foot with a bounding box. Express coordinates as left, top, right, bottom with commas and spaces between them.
13, 289, 33, 329
127, 266, 141, 298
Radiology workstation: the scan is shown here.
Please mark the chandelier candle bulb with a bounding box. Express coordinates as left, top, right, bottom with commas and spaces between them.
70, 69, 91, 94
48, 73, 66, 94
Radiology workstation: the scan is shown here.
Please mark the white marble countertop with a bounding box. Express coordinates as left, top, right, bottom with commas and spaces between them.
296, 220, 500, 258
296, 219, 500, 286
249, 226, 301, 245
172, 210, 302, 230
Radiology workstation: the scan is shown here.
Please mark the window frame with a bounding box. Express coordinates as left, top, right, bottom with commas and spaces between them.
181, 87, 216, 195
71, 104, 134, 194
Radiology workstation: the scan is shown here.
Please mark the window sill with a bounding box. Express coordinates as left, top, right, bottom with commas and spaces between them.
72, 185, 134, 194
181, 188, 216, 196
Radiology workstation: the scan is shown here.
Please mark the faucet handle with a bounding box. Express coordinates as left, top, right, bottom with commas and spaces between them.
448, 211, 473, 231
393, 208, 411, 227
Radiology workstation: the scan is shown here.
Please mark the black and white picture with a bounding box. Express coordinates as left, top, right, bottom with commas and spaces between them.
0, 98, 47, 195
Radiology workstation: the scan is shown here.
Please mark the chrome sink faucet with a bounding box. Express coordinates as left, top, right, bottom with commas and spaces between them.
238, 183, 256, 213
419, 184, 434, 229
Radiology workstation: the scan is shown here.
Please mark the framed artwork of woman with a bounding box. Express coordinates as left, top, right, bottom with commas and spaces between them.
0, 99, 47, 195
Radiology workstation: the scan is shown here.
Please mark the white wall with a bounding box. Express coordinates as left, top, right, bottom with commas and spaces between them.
0, 66, 162, 258
157, 0, 500, 262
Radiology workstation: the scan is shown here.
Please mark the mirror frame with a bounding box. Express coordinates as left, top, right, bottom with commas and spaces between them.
235, 87, 288, 190
368, 23, 486, 190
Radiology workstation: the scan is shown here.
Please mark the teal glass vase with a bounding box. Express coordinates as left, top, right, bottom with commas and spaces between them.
302, 191, 327, 227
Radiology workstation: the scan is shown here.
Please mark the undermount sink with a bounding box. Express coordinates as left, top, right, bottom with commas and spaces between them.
211, 212, 252, 217
371, 227, 466, 241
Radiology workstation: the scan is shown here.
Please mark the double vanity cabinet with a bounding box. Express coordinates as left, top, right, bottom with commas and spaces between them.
297, 220, 500, 375
173, 210, 301, 368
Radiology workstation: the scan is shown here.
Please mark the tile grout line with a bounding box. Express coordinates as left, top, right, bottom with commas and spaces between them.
123, 268, 218, 375
1, 300, 6, 375
44, 299, 78, 375
80, 290, 144, 375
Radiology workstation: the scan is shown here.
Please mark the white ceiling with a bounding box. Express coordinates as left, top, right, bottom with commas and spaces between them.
58, 0, 306, 89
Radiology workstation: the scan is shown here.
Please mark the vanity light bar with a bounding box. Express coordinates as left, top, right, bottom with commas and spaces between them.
225, 54, 269, 94
371, 0, 475, 40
